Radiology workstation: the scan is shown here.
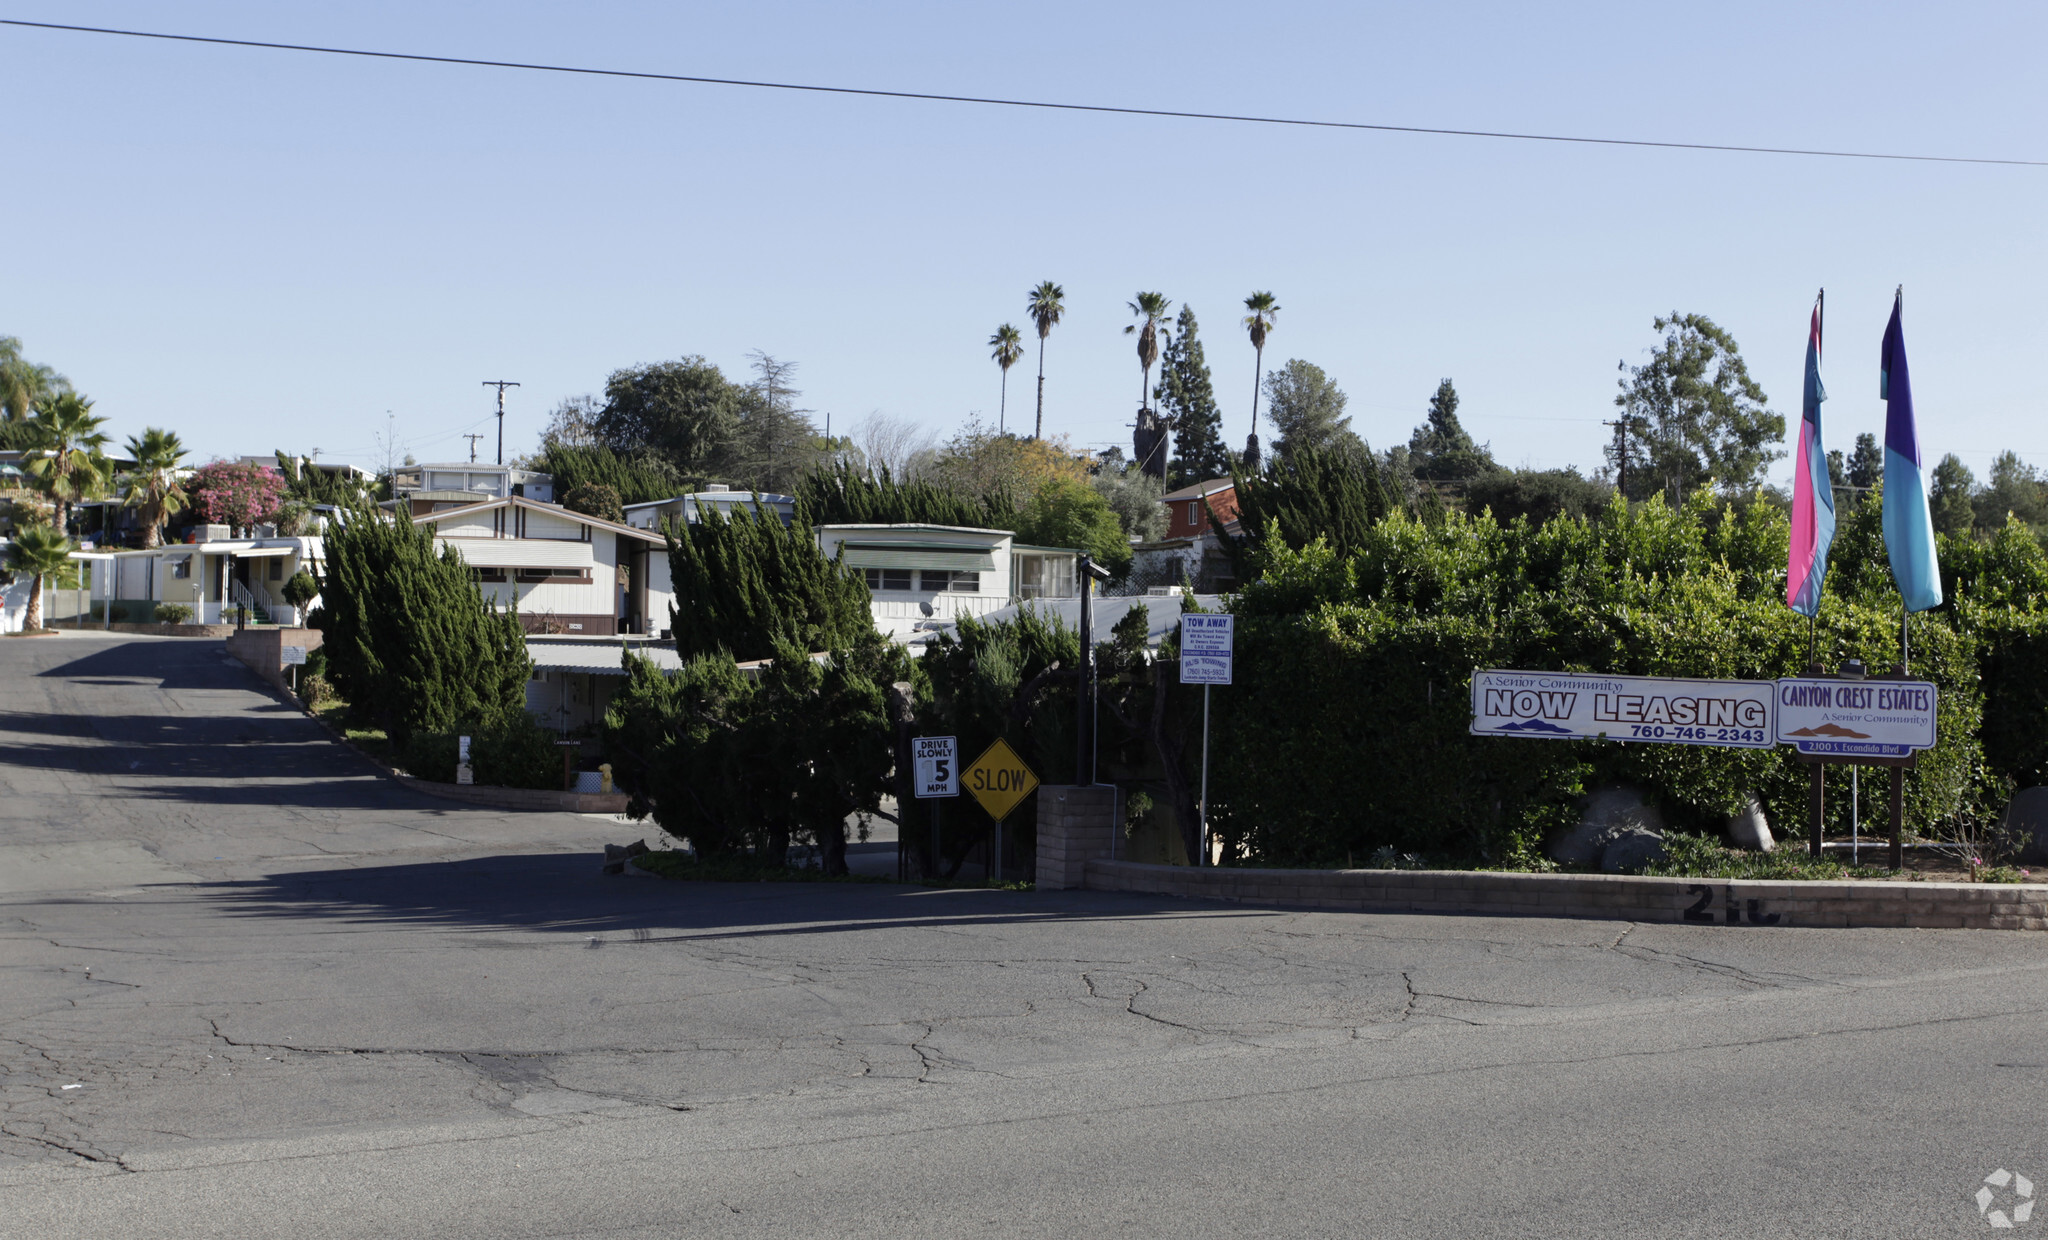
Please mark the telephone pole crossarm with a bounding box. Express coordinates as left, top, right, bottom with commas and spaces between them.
481, 380, 521, 464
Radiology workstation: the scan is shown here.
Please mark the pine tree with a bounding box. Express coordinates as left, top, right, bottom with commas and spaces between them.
316, 501, 531, 745
1407, 379, 1498, 481
1158, 306, 1229, 488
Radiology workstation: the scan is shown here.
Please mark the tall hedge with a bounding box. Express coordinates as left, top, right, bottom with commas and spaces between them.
664, 503, 873, 662
795, 461, 1014, 529
315, 502, 531, 745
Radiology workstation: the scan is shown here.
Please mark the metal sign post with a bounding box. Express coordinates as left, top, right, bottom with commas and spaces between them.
1179, 614, 1234, 866
964, 738, 1039, 883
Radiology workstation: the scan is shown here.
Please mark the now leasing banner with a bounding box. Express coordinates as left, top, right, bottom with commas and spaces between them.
1470, 670, 1777, 750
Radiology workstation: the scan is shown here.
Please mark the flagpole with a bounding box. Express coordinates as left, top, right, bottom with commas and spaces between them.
1896, 283, 1908, 675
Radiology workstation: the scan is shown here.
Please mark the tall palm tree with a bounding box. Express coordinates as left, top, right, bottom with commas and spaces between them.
1242, 292, 1280, 468
1026, 281, 1065, 440
21, 392, 112, 533
0, 336, 70, 424
7, 523, 74, 632
988, 324, 1025, 435
119, 428, 190, 548
1124, 292, 1173, 413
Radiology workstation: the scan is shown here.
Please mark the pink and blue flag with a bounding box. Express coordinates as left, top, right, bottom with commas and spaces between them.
1880, 290, 1942, 612
1785, 296, 1833, 617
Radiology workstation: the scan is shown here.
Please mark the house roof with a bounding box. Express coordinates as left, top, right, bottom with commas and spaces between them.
413, 494, 667, 545
814, 522, 1013, 538
1161, 478, 1235, 503
526, 640, 683, 675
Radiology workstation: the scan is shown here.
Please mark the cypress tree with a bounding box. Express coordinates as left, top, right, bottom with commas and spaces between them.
1223, 445, 1406, 576
665, 503, 873, 662
794, 461, 1012, 529
316, 500, 531, 745
1158, 306, 1229, 488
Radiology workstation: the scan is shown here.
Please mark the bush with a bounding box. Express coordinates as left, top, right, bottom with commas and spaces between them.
472, 713, 565, 789
399, 731, 459, 783
297, 671, 337, 708
154, 602, 193, 624
282, 569, 319, 609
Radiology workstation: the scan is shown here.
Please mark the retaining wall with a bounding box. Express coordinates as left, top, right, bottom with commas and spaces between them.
1083, 860, 2048, 931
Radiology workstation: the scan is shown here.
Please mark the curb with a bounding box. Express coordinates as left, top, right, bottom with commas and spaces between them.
1084, 860, 2048, 931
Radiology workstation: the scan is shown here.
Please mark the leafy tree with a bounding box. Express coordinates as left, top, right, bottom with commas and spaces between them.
314, 502, 531, 747
1975, 450, 2048, 534
664, 504, 873, 662
1026, 280, 1065, 440
5, 523, 73, 631
1241, 292, 1279, 470
1462, 467, 1611, 525
1014, 476, 1131, 577
1126, 293, 1173, 478
1264, 359, 1361, 462
1408, 379, 1497, 481
1611, 312, 1783, 502
796, 460, 1010, 529
1157, 306, 1228, 488
1845, 432, 1884, 494
561, 483, 625, 523
922, 415, 1085, 510
1826, 447, 1851, 512
592, 356, 747, 478
119, 429, 190, 548
1929, 453, 1977, 538
1090, 454, 1167, 544
274, 451, 374, 507
189, 460, 286, 535
0, 336, 70, 424
989, 324, 1024, 434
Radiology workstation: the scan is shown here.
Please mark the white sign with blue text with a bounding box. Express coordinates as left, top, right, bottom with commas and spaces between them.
1469, 669, 1776, 749
1179, 614, 1234, 685
1773, 678, 1937, 757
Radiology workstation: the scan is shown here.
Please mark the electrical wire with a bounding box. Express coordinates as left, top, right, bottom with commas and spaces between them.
6, 17, 2044, 169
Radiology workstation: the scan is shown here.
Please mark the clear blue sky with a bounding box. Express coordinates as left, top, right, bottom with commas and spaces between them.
7, 2, 2044, 484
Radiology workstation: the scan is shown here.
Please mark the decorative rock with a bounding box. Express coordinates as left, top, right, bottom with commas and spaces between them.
1550, 786, 1665, 866
2006, 787, 2048, 864
1600, 828, 1668, 874
601, 840, 651, 875
1726, 795, 1775, 852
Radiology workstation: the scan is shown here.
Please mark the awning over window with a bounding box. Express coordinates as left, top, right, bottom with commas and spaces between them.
225, 546, 296, 558
836, 544, 996, 572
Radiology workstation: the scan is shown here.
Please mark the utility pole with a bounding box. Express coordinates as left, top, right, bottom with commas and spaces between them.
463, 433, 485, 463
481, 380, 521, 464
1603, 417, 1630, 500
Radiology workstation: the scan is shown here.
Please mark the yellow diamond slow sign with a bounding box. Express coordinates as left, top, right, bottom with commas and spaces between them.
963, 737, 1039, 822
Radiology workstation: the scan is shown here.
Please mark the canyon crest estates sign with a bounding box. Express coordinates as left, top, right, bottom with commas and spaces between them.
1773, 677, 1938, 758
1469, 670, 1776, 750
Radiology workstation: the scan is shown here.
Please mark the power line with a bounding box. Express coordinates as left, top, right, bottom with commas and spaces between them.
6, 18, 2044, 169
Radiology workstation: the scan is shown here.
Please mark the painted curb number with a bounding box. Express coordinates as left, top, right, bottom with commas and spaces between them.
1683, 884, 1782, 926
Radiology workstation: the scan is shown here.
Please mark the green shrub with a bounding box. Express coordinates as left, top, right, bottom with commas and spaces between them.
472, 713, 564, 789
400, 731, 459, 783
154, 602, 193, 624
297, 672, 337, 708
282, 569, 319, 609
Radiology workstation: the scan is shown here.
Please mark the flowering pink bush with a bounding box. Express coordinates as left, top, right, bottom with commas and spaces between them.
190, 461, 286, 534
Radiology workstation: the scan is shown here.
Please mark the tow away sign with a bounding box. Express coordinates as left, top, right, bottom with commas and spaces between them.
1470, 669, 1776, 749
1179, 613, 1234, 685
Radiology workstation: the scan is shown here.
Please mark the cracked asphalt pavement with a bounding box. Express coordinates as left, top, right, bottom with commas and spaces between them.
4, 633, 2048, 1238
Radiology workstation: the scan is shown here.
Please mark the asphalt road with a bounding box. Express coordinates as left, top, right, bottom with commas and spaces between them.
4, 633, 2047, 1238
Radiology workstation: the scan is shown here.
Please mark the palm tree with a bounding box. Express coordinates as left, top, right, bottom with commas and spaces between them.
7, 523, 74, 632
119, 428, 190, 548
988, 325, 1025, 435
21, 392, 112, 533
1026, 281, 1065, 440
0, 336, 70, 424
1124, 292, 1173, 413
1242, 292, 1280, 468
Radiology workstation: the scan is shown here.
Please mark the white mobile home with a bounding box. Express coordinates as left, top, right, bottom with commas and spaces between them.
813, 523, 1080, 642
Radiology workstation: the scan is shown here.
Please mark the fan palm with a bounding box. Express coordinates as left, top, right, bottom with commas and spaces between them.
1124, 292, 1173, 414
21, 392, 112, 533
1242, 292, 1280, 467
0, 336, 71, 424
988, 325, 1025, 435
6, 523, 74, 632
1026, 281, 1065, 440
119, 428, 191, 548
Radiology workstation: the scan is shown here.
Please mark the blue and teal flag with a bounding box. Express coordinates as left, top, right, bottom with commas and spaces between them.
1880, 290, 1942, 612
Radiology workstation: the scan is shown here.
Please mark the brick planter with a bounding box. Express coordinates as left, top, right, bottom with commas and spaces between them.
1083, 860, 2048, 931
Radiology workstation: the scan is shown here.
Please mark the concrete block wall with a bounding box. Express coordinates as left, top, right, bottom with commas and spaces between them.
1037, 785, 1118, 890
225, 627, 324, 693
1082, 861, 2048, 931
